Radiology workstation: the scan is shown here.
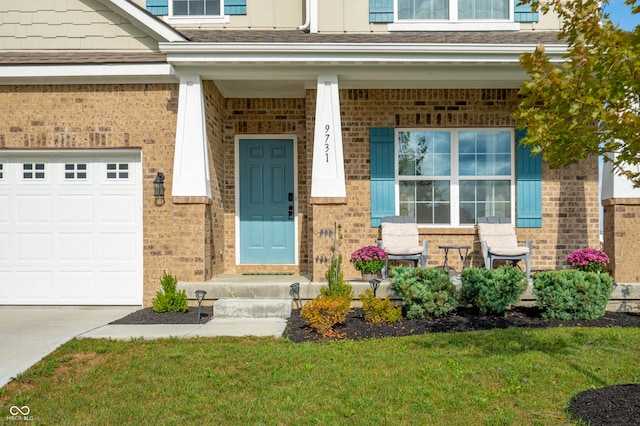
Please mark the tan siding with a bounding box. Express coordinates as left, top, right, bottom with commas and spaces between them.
0, 0, 159, 52
317, 0, 372, 33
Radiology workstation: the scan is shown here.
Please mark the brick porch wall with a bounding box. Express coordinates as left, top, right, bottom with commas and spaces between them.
603, 199, 640, 283
305, 88, 600, 281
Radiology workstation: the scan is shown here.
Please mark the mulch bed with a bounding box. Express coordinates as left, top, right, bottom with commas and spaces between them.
111, 305, 640, 424
110, 306, 213, 325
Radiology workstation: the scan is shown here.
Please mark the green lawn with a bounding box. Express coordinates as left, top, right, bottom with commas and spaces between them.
2, 327, 639, 425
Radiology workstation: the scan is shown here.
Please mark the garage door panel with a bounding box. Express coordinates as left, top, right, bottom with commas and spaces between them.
58, 195, 93, 224
0, 233, 9, 261
59, 233, 94, 261
17, 234, 52, 261
0, 272, 10, 300
0, 195, 9, 223
101, 271, 138, 300
16, 195, 53, 224
17, 271, 52, 300
60, 271, 95, 300
100, 195, 137, 224
101, 233, 137, 261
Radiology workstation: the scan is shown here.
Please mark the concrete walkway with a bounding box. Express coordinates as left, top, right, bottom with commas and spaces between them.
0, 307, 287, 390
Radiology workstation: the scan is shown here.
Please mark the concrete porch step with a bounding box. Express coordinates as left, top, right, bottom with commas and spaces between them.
214, 298, 293, 319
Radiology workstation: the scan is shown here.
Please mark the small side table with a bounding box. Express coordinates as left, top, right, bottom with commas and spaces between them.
439, 245, 471, 273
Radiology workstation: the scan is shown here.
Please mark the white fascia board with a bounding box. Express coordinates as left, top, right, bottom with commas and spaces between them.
160, 42, 568, 64
0, 63, 177, 85
97, 0, 186, 42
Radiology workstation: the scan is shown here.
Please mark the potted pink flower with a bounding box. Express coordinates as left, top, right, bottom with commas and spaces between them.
566, 248, 610, 273
350, 246, 388, 280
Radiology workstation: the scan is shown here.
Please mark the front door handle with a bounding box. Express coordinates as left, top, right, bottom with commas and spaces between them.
288, 205, 294, 219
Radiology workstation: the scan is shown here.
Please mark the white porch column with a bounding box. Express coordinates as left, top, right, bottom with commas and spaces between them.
172, 74, 211, 197
311, 75, 346, 198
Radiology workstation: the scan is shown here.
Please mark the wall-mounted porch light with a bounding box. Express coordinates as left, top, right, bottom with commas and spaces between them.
153, 172, 165, 206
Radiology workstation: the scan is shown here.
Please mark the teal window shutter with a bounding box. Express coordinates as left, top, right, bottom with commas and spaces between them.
146, 0, 168, 16
516, 129, 542, 228
224, 0, 247, 15
370, 0, 394, 23
514, 0, 539, 22
370, 127, 396, 227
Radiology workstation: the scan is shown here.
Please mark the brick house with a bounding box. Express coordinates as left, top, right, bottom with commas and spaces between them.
0, 0, 601, 307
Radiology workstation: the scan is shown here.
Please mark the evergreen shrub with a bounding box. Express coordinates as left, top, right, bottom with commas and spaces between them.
533, 269, 613, 320
460, 266, 527, 315
389, 267, 457, 319
152, 271, 188, 313
359, 288, 402, 324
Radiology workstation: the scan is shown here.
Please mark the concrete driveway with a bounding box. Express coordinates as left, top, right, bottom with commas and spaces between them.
0, 306, 136, 389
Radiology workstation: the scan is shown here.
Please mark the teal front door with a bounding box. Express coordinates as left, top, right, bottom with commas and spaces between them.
239, 139, 295, 264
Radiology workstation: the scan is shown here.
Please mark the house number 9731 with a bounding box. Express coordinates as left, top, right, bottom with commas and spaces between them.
324, 124, 331, 162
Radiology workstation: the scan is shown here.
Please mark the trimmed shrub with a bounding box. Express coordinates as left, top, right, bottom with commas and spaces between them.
533, 270, 614, 320
152, 271, 188, 313
389, 267, 457, 319
301, 295, 352, 337
460, 266, 527, 315
359, 288, 402, 324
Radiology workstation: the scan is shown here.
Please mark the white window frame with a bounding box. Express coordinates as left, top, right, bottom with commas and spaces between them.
395, 128, 516, 227
389, 0, 519, 31
167, 0, 230, 24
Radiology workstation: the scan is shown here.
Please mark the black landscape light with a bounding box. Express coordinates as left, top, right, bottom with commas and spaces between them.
290, 282, 301, 309
195, 290, 207, 323
369, 279, 381, 297
153, 172, 165, 206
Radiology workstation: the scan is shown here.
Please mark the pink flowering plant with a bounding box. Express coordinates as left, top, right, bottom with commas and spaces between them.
350, 246, 388, 274
566, 248, 610, 273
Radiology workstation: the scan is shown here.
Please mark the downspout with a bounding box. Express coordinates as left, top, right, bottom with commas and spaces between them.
298, 0, 310, 30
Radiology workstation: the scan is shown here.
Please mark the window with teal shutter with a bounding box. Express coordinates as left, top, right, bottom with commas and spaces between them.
224, 0, 246, 15
514, 0, 539, 22
147, 1, 246, 16
516, 129, 542, 227
370, 0, 394, 23
146, 0, 168, 15
370, 127, 396, 227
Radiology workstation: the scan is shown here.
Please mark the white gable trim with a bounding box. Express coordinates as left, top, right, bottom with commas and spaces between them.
96, 0, 186, 43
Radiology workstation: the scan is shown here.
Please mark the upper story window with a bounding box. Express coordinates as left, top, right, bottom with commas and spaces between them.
367, 0, 536, 30
146, 0, 247, 23
173, 0, 221, 16
398, 0, 509, 21
397, 129, 514, 226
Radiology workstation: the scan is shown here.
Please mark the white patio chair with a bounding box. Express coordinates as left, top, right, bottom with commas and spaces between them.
376, 216, 429, 279
476, 217, 532, 280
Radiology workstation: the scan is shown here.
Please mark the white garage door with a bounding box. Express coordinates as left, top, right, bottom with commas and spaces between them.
0, 151, 143, 305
